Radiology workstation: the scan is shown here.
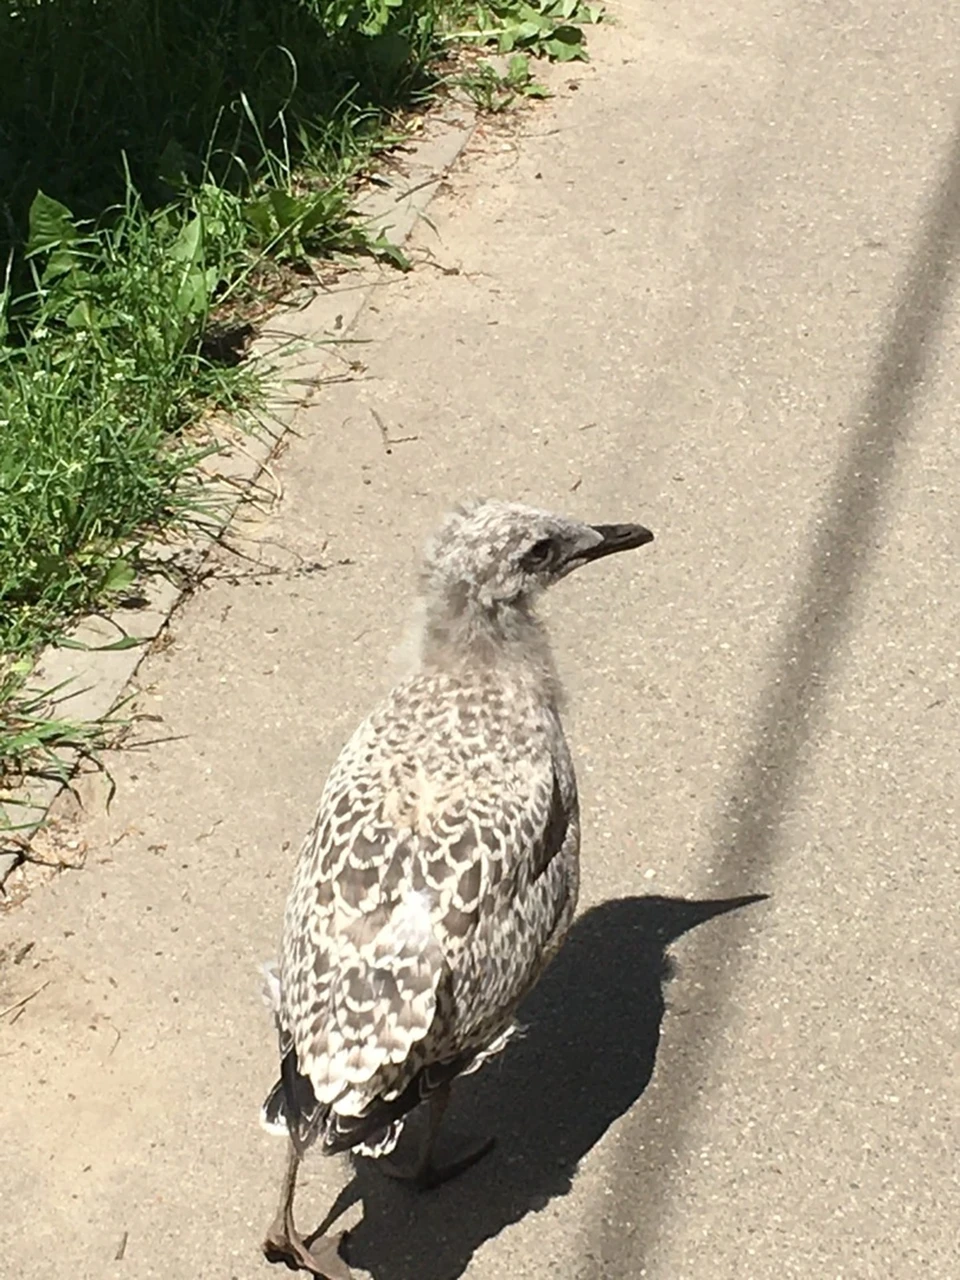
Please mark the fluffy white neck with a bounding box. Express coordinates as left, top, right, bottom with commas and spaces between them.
410, 590, 562, 706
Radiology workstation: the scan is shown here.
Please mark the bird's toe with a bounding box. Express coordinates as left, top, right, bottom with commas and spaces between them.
263, 1225, 351, 1278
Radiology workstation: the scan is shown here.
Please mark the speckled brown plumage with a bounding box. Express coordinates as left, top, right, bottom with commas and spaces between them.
260, 499, 654, 1278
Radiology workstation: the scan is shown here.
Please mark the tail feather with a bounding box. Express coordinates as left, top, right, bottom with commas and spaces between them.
272, 1048, 327, 1153
320, 1050, 478, 1156
260, 1077, 290, 1136
261, 1046, 481, 1157
259, 958, 512, 1159
260, 1049, 401, 1154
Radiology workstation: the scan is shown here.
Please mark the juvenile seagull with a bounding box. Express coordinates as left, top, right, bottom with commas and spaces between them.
261, 498, 654, 1277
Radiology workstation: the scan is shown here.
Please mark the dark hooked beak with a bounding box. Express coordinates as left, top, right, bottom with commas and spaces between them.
580, 523, 655, 563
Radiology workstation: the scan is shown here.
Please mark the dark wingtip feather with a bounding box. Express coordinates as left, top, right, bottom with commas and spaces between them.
261, 1048, 325, 1152
265, 1046, 487, 1158
260, 1077, 289, 1135
321, 1051, 479, 1156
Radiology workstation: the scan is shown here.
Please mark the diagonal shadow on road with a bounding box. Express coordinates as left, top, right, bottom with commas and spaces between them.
583, 114, 960, 1274
324, 893, 765, 1280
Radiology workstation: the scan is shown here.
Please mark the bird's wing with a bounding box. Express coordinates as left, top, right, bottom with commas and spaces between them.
278, 714, 570, 1113
450, 746, 576, 1027
280, 814, 446, 1108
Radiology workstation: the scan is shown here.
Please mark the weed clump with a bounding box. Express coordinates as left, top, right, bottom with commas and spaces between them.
0, 0, 600, 782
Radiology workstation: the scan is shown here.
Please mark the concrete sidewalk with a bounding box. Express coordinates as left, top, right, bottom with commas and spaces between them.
2, 3, 958, 1278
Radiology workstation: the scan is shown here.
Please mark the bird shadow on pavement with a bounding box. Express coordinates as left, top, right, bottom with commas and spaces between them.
321, 891, 766, 1280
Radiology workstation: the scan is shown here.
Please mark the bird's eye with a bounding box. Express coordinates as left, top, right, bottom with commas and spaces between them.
522, 538, 555, 571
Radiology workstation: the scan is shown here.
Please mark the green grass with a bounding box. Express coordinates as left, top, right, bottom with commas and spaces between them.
0, 664, 125, 825
0, 0, 601, 797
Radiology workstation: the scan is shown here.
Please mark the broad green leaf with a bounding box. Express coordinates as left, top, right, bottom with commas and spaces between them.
65, 299, 96, 330
101, 558, 136, 593
175, 268, 210, 317
299, 204, 332, 237
27, 190, 79, 280
544, 26, 587, 59
171, 215, 203, 265
243, 197, 275, 242
27, 191, 77, 255
267, 188, 304, 231
507, 53, 531, 82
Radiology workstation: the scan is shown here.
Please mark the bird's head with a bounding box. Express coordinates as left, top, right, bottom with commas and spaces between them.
420, 498, 654, 613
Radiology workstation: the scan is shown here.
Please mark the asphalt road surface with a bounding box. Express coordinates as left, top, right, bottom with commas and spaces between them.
2, 4, 958, 1277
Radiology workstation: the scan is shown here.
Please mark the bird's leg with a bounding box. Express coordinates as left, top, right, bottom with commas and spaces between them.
379, 1082, 496, 1190
263, 1137, 351, 1279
